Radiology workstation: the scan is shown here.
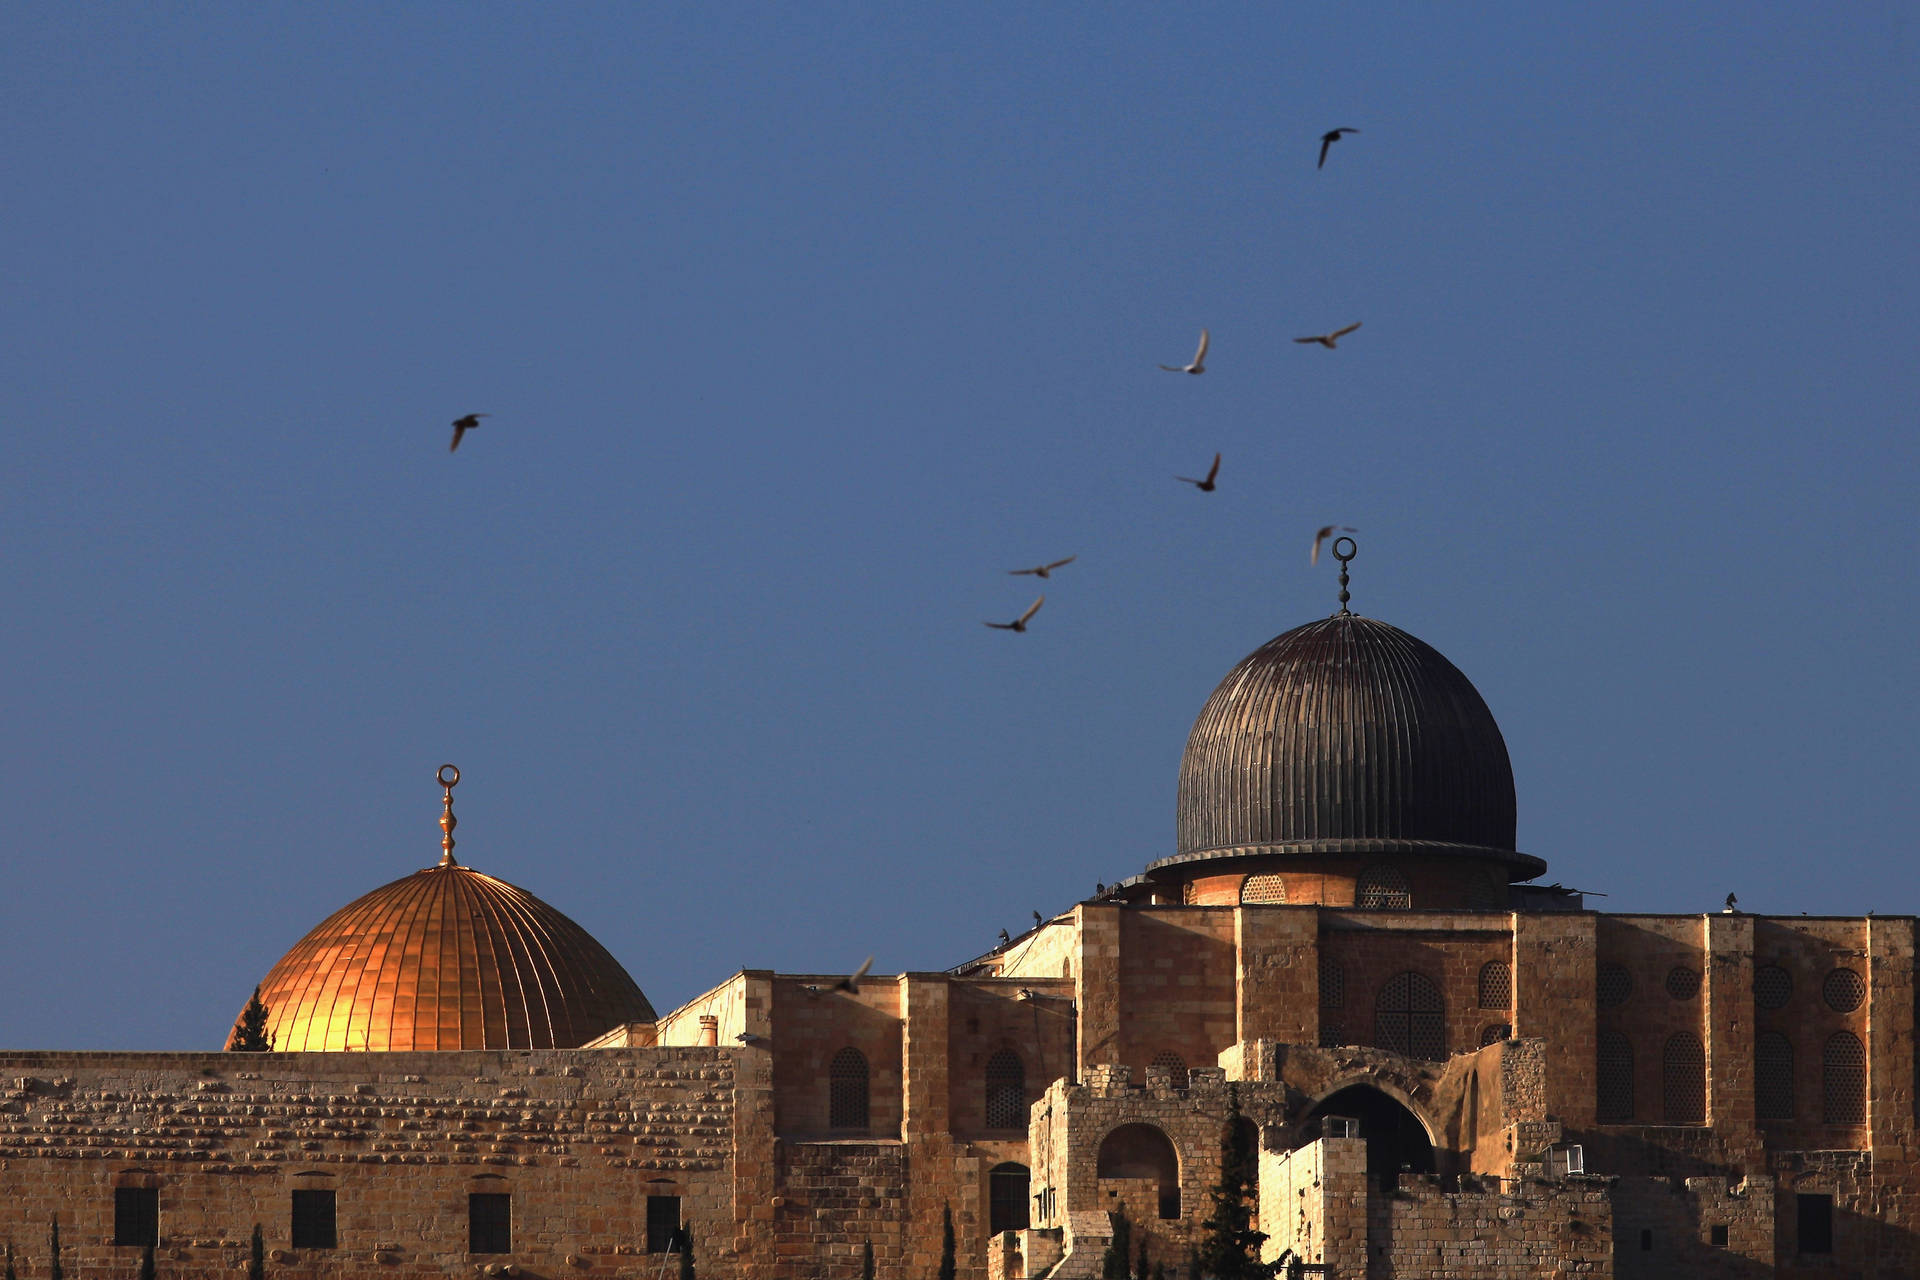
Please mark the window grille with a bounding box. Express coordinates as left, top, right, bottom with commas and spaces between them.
1755, 1032, 1795, 1121
1479, 1023, 1511, 1047
1596, 1030, 1634, 1122
1662, 1032, 1706, 1124
645, 1195, 682, 1254
1823, 1032, 1865, 1125
1149, 1050, 1188, 1083
291, 1189, 337, 1250
1182, 880, 1200, 905
1356, 866, 1411, 910
468, 1193, 511, 1255
1373, 971, 1445, 1061
1822, 968, 1865, 1014
985, 1049, 1026, 1130
114, 1186, 159, 1248
1240, 874, 1286, 904
1478, 961, 1512, 1010
829, 1046, 870, 1131
1753, 965, 1793, 1010
988, 1163, 1031, 1236
1596, 963, 1633, 1008
1319, 957, 1345, 1010
1665, 966, 1701, 1000
1318, 1023, 1344, 1049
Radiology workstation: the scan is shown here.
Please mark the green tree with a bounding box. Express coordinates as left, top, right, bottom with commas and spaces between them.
48, 1217, 62, 1280
231, 987, 274, 1051
677, 1226, 695, 1280
249, 1223, 266, 1280
937, 1205, 955, 1280
1193, 1087, 1273, 1280
138, 1242, 156, 1280
4, 1237, 16, 1280
1100, 1208, 1131, 1280
862, 1239, 875, 1280
1136, 1230, 1150, 1280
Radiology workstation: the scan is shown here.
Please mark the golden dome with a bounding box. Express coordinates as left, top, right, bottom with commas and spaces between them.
229, 766, 654, 1051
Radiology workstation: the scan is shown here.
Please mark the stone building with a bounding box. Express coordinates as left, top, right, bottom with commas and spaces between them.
2, 570, 1914, 1278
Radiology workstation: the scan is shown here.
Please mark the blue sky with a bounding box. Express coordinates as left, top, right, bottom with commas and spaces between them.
4, 5, 1916, 1048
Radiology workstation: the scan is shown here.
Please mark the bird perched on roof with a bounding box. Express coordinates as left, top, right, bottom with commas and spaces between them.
449, 413, 488, 452
1176, 453, 1221, 492
1317, 128, 1359, 169
998, 929, 1012, 946
986, 596, 1045, 633
832, 956, 873, 994
1312, 525, 1359, 565
1159, 328, 1209, 374
1032, 910, 1044, 929
1724, 893, 1739, 913
1294, 323, 1362, 349
1009, 556, 1075, 579
1095, 882, 1106, 896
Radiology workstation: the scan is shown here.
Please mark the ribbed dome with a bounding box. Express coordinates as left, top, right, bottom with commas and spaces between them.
1165, 613, 1540, 875
231, 863, 655, 1051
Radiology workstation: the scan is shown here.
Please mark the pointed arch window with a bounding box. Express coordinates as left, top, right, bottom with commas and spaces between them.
1596, 1030, 1635, 1122
1240, 874, 1287, 904
1374, 971, 1445, 1061
829, 1046, 869, 1131
1823, 1032, 1865, 1125
1662, 1032, 1705, 1124
985, 1049, 1026, 1130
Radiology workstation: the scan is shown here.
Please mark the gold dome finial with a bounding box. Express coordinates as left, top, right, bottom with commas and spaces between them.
437, 763, 461, 867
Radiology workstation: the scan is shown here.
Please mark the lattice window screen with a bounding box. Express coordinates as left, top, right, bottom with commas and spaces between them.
1374, 971, 1445, 1061
1753, 965, 1793, 1010
1823, 1032, 1866, 1125
1755, 1031, 1796, 1121
1596, 964, 1633, 1008
828, 1046, 869, 1130
1596, 1030, 1635, 1122
1478, 961, 1512, 1010
1150, 1050, 1189, 1083
1823, 969, 1865, 1014
1240, 874, 1287, 904
1479, 1023, 1512, 1047
1356, 866, 1411, 910
985, 1049, 1026, 1129
1665, 967, 1702, 1000
1662, 1032, 1706, 1124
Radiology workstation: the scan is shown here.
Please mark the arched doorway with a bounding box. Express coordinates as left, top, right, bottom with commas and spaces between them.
1302, 1084, 1435, 1190
1096, 1123, 1181, 1219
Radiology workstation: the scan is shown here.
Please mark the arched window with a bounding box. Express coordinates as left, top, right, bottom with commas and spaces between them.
1477, 961, 1512, 1010
1374, 972, 1445, 1061
1479, 1023, 1511, 1047
1596, 1030, 1634, 1122
829, 1046, 869, 1131
985, 1049, 1026, 1130
1755, 1032, 1795, 1121
1240, 874, 1287, 904
1149, 1050, 1188, 1085
988, 1162, 1030, 1236
1823, 1032, 1865, 1125
1662, 1032, 1705, 1124
1596, 963, 1633, 1008
1096, 1123, 1181, 1219
1356, 866, 1411, 910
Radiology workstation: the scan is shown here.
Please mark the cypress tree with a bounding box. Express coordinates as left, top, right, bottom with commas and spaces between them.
1100, 1208, 1131, 1280
48, 1217, 62, 1280
4, 1238, 16, 1280
677, 1226, 694, 1280
231, 988, 274, 1052
139, 1242, 156, 1280
1135, 1231, 1149, 1280
249, 1223, 266, 1280
861, 1239, 875, 1280
1194, 1087, 1274, 1280
937, 1205, 955, 1280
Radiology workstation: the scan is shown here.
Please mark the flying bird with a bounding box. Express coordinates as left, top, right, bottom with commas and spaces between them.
1176, 453, 1221, 492
1009, 556, 1076, 579
449, 413, 488, 452
1159, 328, 1210, 374
1317, 128, 1359, 170
832, 956, 874, 994
1311, 525, 1359, 565
1294, 323, 1362, 349
986, 596, 1045, 632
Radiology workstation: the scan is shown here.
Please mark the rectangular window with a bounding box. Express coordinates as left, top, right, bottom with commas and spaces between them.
469, 1193, 511, 1255
646, 1195, 682, 1254
1710, 1223, 1729, 1248
1797, 1194, 1834, 1255
291, 1189, 337, 1250
114, 1187, 159, 1248
1639, 1229, 1653, 1252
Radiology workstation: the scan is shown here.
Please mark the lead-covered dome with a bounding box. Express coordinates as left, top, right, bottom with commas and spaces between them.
231, 861, 655, 1051
1165, 613, 1541, 878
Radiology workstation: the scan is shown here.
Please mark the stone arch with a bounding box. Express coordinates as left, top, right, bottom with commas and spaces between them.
1300, 1082, 1436, 1190
1096, 1122, 1181, 1219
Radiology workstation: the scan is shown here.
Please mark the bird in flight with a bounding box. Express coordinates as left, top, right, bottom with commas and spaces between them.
449, 413, 488, 452
1159, 328, 1210, 374
1294, 322, 1362, 349
1318, 128, 1359, 170
1311, 525, 1359, 565
1176, 453, 1221, 492
832, 956, 874, 994
986, 596, 1046, 632
1009, 556, 1076, 579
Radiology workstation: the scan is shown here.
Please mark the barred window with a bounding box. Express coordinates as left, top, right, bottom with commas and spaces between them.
1319, 957, 1345, 1010
985, 1049, 1026, 1130
1596, 963, 1633, 1008
1754, 965, 1793, 1010
114, 1186, 159, 1248
469, 1193, 511, 1255
829, 1046, 870, 1131
291, 1189, 336, 1250
1356, 865, 1411, 910
1596, 1030, 1635, 1122
1663, 1032, 1706, 1124
1479, 1023, 1512, 1047
1478, 961, 1512, 1010
1665, 967, 1702, 1001
1240, 874, 1287, 904
988, 1163, 1031, 1236
1823, 1032, 1865, 1125
1823, 968, 1865, 1014
1374, 971, 1445, 1061
1150, 1050, 1188, 1084
1755, 1032, 1795, 1121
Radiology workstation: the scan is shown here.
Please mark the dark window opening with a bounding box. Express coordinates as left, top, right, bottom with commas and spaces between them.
1596, 1030, 1635, 1122
1797, 1194, 1834, 1254
1374, 971, 1445, 1061
1755, 1031, 1795, 1121
115, 1186, 159, 1248
646, 1195, 683, 1254
829, 1046, 870, 1131
985, 1049, 1026, 1130
1640, 1229, 1653, 1252
1710, 1224, 1729, 1248
989, 1163, 1031, 1236
1662, 1032, 1706, 1124
1301, 1085, 1434, 1193
469, 1193, 511, 1255
1095, 1123, 1181, 1219
291, 1189, 337, 1250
